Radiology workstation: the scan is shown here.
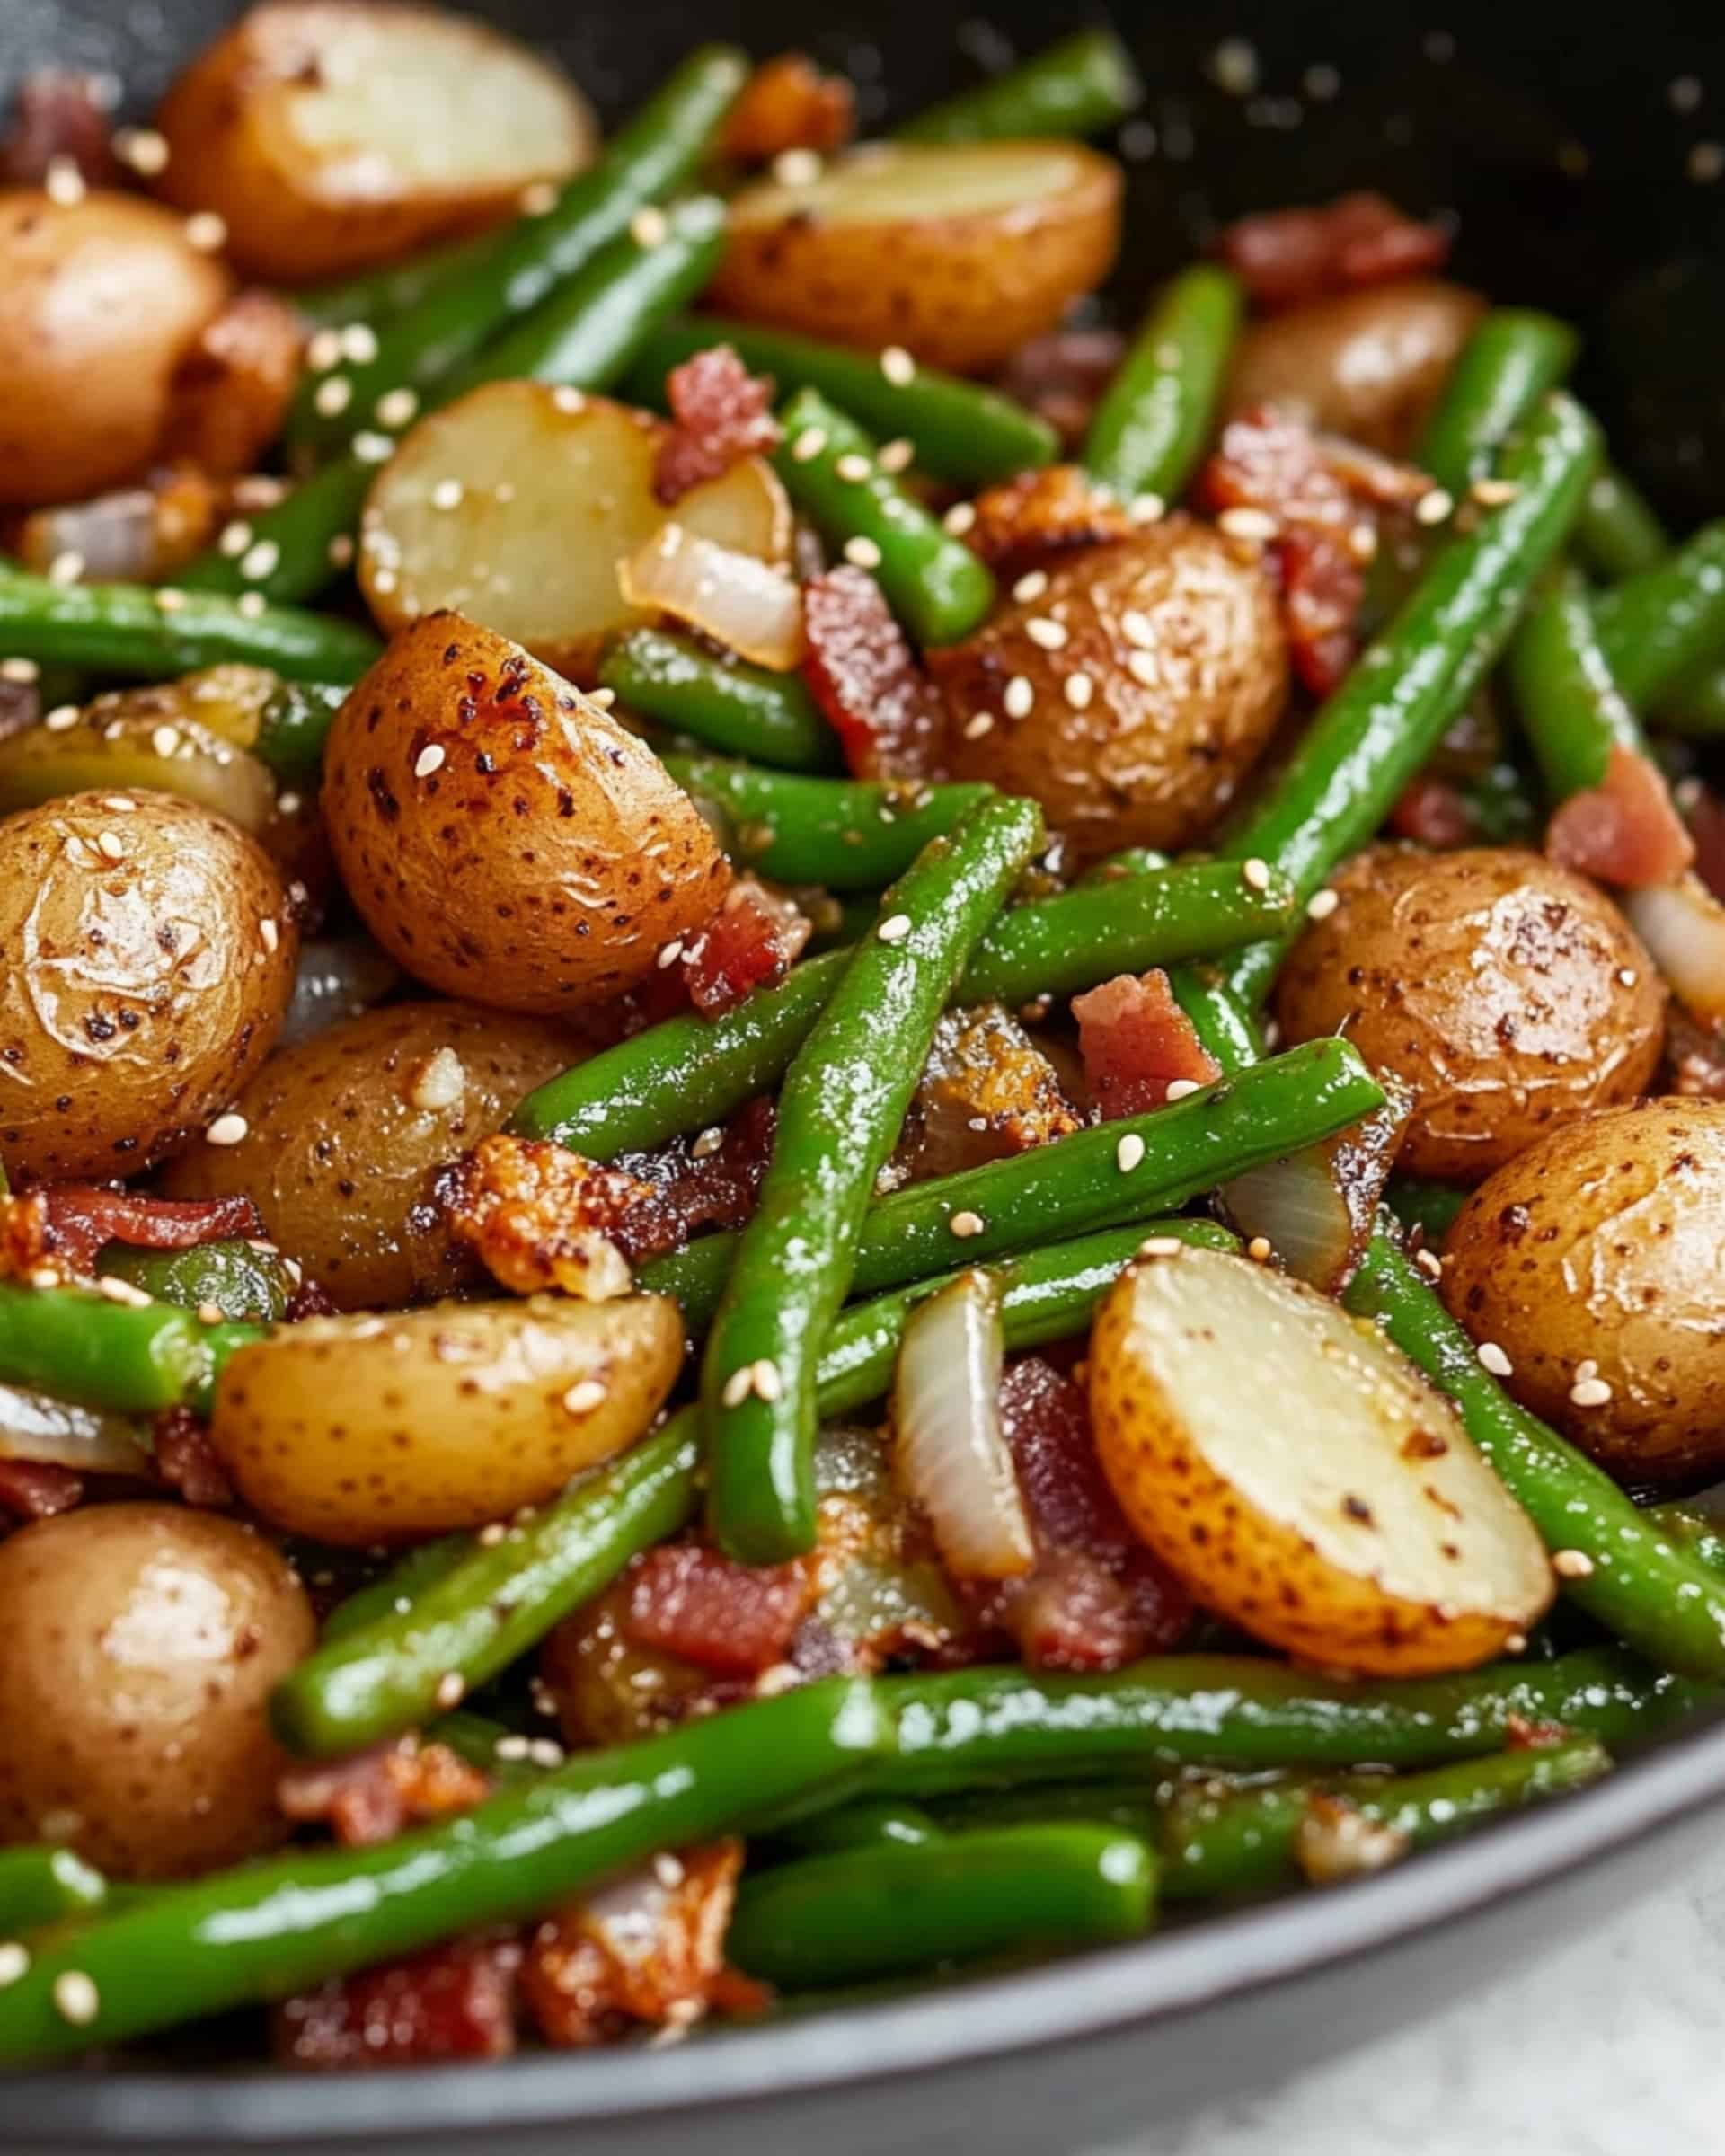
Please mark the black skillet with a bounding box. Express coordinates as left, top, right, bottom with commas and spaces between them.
2, 2, 1724, 2148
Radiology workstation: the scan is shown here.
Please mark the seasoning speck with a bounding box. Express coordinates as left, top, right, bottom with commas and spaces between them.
877, 912, 912, 943
563, 1379, 607, 1415
880, 345, 916, 386
207, 1112, 249, 1146
414, 743, 446, 779
1477, 1340, 1514, 1377
1552, 1548, 1595, 1580
950, 1210, 986, 1238
1116, 1133, 1146, 1173
52, 1971, 99, 2026
843, 535, 883, 569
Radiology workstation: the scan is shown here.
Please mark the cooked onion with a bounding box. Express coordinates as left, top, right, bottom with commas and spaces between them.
618, 522, 806, 671
280, 938, 402, 1047
1222, 1145, 1355, 1291
892, 1270, 1032, 1581
1626, 873, 1725, 1022
0, 1385, 151, 1478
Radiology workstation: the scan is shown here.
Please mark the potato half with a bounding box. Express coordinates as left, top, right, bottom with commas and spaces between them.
1090, 1247, 1552, 1674
211, 1292, 684, 1543
713, 140, 1122, 375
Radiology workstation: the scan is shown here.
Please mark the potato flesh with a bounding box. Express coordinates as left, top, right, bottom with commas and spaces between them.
728, 140, 1107, 228
1091, 1248, 1552, 1674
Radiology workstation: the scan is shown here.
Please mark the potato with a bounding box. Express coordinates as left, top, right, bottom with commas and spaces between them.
930, 517, 1288, 862
155, 1, 597, 283
1226, 279, 1485, 455
712, 140, 1122, 375
211, 1292, 685, 1543
158, 287, 305, 478
323, 614, 731, 1012
358, 385, 792, 678
161, 1000, 580, 1309
1274, 846, 1665, 1182
0, 701, 278, 836
0, 189, 230, 506
0, 791, 297, 1181
1441, 1100, 1725, 1482
1091, 1246, 1553, 1675
0, 1506, 313, 1878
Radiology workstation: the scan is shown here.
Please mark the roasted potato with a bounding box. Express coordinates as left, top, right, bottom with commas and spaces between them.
1226, 279, 1485, 455
712, 140, 1122, 375
1274, 846, 1665, 1182
0, 188, 230, 506
1441, 1100, 1725, 1482
0, 1506, 314, 1878
211, 1292, 685, 1543
0, 701, 278, 836
161, 1000, 580, 1309
323, 614, 731, 1012
1091, 1246, 1553, 1674
158, 287, 304, 477
358, 385, 792, 678
154, 0, 597, 283
930, 517, 1288, 862
0, 791, 297, 1181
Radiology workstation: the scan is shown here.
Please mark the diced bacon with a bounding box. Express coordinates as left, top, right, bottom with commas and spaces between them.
654, 348, 782, 504
801, 565, 943, 780
1391, 774, 1475, 849
681, 879, 812, 1014
151, 1404, 235, 1509
0, 70, 118, 187
894, 1005, 1080, 1182
439, 1134, 642, 1300
1687, 784, 1725, 905
1072, 969, 1221, 1119
609, 1095, 777, 1260
1276, 524, 1365, 697
720, 54, 855, 164
0, 1459, 84, 1523
279, 1737, 491, 1850
32, 1185, 265, 1275
993, 328, 1126, 452
1545, 742, 1696, 890
1216, 192, 1450, 313
624, 1544, 816, 1676
966, 465, 1134, 583
275, 1936, 520, 2069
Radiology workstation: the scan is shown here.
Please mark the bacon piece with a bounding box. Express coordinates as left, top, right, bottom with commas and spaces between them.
279, 1736, 491, 1850
0, 1459, 84, 1523
1545, 743, 1696, 890
801, 564, 943, 780
893, 1005, 1080, 1183
1391, 774, 1474, 849
966, 465, 1134, 584
1216, 191, 1450, 313
625, 1544, 816, 1676
654, 347, 781, 504
162, 290, 305, 480
993, 328, 1125, 452
275, 1936, 519, 2069
609, 1095, 777, 1260
1072, 969, 1221, 1119
720, 54, 854, 164
680, 878, 811, 1014
31, 1185, 266, 1275
440, 1134, 641, 1300
152, 1404, 236, 1508
0, 70, 118, 187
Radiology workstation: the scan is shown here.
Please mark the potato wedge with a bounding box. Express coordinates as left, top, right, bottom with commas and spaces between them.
155, 1, 597, 283
712, 140, 1122, 375
1090, 1246, 1552, 1674
211, 1292, 685, 1543
358, 385, 792, 678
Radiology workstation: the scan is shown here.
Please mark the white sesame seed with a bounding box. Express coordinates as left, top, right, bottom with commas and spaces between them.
0, 658, 38, 683
1217, 506, 1278, 543
587, 686, 616, 710
207, 1112, 249, 1146
413, 743, 446, 779
772, 146, 824, 186
1247, 1235, 1272, 1261
1242, 857, 1271, 892
961, 712, 995, 740
154, 587, 188, 614
528, 1737, 565, 1768
52, 1971, 99, 2026
1617, 968, 1638, 987
1306, 888, 1340, 921
337, 323, 378, 367
1004, 676, 1034, 720
563, 1378, 607, 1414
550, 386, 586, 415
0, 1944, 29, 1988
97, 1275, 154, 1308
478, 1522, 507, 1548
233, 474, 287, 509
1570, 1376, 1614, 1408
239, 539, 280, 582
942, 500, 978, 535
1471, 477, 1521, 507
1063, 671, 1093, 710
314, 376, 353, 419
219, 519, 256, 559
1119, 608, 1155, 649
405, 1045, 464, 1111
94, 830, 125, 862
877, 912, 912, 943
45, 703, 79, 732
494, 1733, 532, 1761
1127, 649, 1161, 688
28, 1267, 60, 1291
835, 452, 874, 483
237, 591, 267, 620
376, 386, 419, 429
327, 533, 356, 569
844, 535, 883, 569
877, 437, 916, 474
306, 329, 343, 373
1552, 1548, 1596, 1580
1024, 615, 1068, 651
1415, 488, 1455, 526
430, 479, 464, 510
1414, 1248, 1444, 1280
630, 205, 670, 247
880, 346, 916, 386
656, 939, 685, 970
1349, 521, 1379, 563
353, 430, 394, 464
115, 126, 170, 175
950, 1210, 986, 1238
519, 179, 559, 215
1128, 492, 1166, 525
196, 1300, 226, 1326
1116, 1133, 1146, 1173
434, 1672, 465, 1710
1138, 1235, 1184, 1258
751, 1358, 783, 1401
1164, 1078, 1202, 1100
691, 1126, 724, 1159
48, 550, 84, 588
722, 1365, 754, 1408
1013, 570, 1050, 604
260, 917, 279, 955
789, 427, 828, 464
44, 156, 85, 206
1477, 1340, 1514, 1377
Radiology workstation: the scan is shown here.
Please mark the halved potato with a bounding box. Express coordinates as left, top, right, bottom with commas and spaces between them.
155, 1, 597, 283
1089, 1246, 1552, 1675
211, 1292, 685, 1543
358, 386, 792, 678
712, 140, 1122, 375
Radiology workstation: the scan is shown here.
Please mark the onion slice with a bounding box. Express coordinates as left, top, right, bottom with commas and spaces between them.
0, 1385, 151, 1478
1626, 873, 1725, 1023
892, 1270, 1033, 1582
618, 522, 806, 671
1223, 1146, 1355, 1292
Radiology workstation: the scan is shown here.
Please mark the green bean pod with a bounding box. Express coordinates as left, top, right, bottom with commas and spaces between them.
601, 630, 838, 771
0, 1284, 252, 1417
1384, 1174, 1469, 1245
1084, 265, 1243, 504
0, 1846, 108, 1933
1414, 309, 1579, 495
291, 227, 505, 335
95, 1241, 296, 1323
254, 679, 348, 779
1572, 464, 1670, 583
1507, 561, 1643, 799
663, 757, 990, 887
1591, 522, 1725, 709
176, 457, 375, 606
897, 29, 1142, 144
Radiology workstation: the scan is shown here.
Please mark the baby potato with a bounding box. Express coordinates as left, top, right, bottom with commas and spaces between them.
0, 700, 278, 836
211, 1292, 685, 1543
1441, 1100, 1725, 1483
0, 189, 230, 506
323, 614, 731, 1012
0, 791, 297, 1181
0, 1505, 314, 1879
1274, 846, 1665, 1182
155, 0, 597, 283
1091, 1246, 1552, 1675
161, 1000, 580, 1310
929, 517, 1288, 862
1225, 279, 1485, 455
712, 140, 1122, 375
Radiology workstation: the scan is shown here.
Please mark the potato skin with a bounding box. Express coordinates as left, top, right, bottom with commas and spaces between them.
160, 1000, 579, 1309
0, 189, 230, 506
930, 517, 1288, 862
0, 791, 297, 1181
0, 1505, 314, 1878
211, 1293, 686, 1543
1274, 846, 1665, 1182
323, 614, 730, 1012
1225, 279, 1485, 455
1441, 1100, 1725, 1482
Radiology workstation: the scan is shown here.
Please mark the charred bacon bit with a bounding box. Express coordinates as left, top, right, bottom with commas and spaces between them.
279, 1736, 491, 1851
1216, 191, 1450, 313
992, 327, 1126, 453
624, 1543, 816, 1677
1391, 774, 1475, 850
680, 878, 812, 1015
1072, 969, 1221, 1119
966, 465, 1134, 584
1686, 782, 1725, 905
0, 1458, 84, 1524
719, 54, 855, 164
654, 347, 782, 504
31, 1185, 267, 1275
609, 1096, 777, 1261
801, 564, 943, 780
275, 1936, 520, 2070
0, 69, 119, 187
152, 1404, 236, 1509
1545, 742, 1697, 890
893, 1004, 1081, 1184
440, 1133, 642, 1300
162, 290, 305, 480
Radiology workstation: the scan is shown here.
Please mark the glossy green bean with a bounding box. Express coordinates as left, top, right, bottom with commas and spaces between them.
1507, 561, 1643, 799
0, 1846, 108, 1932
176, 456, 374, 606
95, 1241, 295, 1323
765, 1799, 941, 1859
897, 29, 1141, 144
662, 756, 990, 887
254, 679, 348, 779
1572, 464, 1670, 583
1384, 1174, 1469, 1245
1414, 309, 1579, 495
1592, 522, 1725, 709
0, 1284, 252, 1417
1084, 266, 1243, 504
291, 228, 506, 334
601, 630, 838, 771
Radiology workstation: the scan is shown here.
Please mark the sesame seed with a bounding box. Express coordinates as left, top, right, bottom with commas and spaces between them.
28, 1267, 60, 1291
196, 1301, 226, 1326
1116, 1133, 1146, 1173
1242, 857, 1271, 891
414, 743, 446, 779
835, 452, 873, 483
430, 479, 464, 510
327, 533, 356, 568
1575, 1359, 1598, 1382
207, 1112, 249, 1146
1128, 493, 1166, 525
1062, 671, 1096, 711
1477, 1340, 1514, 1377
45, 703, 79, 732
0, 1944, 29, 1988
94, 830, 125, 862
353, 430, 394, 464
1570, 1376, 1614, 1408
630, 205, 670, 247
1617, 968, 1638, 987
1004, 676, 1034, 720
53, 1972, 100, 2026
1552, 1548, 1595, 1580
950, 1210, 986, 1238
691, 1126, 724, 1159
0, 658, 38, 683
772, 146, 824, 186
218, 519, 255, 558
844, 535, 883, 569
551, 386, 586, 415
751, 1358, 783, 1402
1164, 1078, 1202, 1100
942, 500, 977, 535
656, 939, 685, 969
44, 156, 85, 206
519, 180, 559, 215
1471, 477, 1522, 507
434, 1673, 465, 1710
880, 346, 916, 386
1138, 1235, 1183, 1258
721, 1365, 754, 1409
1120, 609, 1155, 649
1247, 1235, 1272, 1261
877, 912, 912, 943
528, 1738, 565, 1768
494, 1733, 532, 1761
239, 539, 280, 582
1024, 615, 1068, 651
314, 376, 352, 419
305, 329, 342, 373
563, 1378, 607, 1414
376, 387, 419, 430
877, 437, 915, 473
1349, 521, 1379, 563
1217, 506, 1278, 543
1013, 570, 1050, 604
1306, 888, 1340, 921
260, 918, 279, 954
478, 1522, 507, 1548
48, 550, 84, 588
339, 322, 379, 365
237, 591, 267, 620
97, 1275, 154, 1308
1415, 488, 1455, 526
587, 686, 616, 710
788, 426, 829, 465
1412, 1249, 1444, 1281
154, 587, 187, 614
963, 712, 995, 738
115, 127, 169, 175
1127, 649, 1160, 688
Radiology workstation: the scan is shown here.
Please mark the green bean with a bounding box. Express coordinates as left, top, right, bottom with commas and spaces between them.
664, 756, 990, 888
1646, 1500, 1725, 1580
624, 317, 1057, 484
176, 456, 375, 606
95, 1241, 295, 1324
1507, 561, 1643, 799
1662, 659, 1725, 739
1384, 1174, 1469, 1245
1592, 522, 1725, 710
1414, 310, 1579, 495
0, 1846, 108, 1933
0, 1284, 256, 1417
765, 1799, 942, 1859
1082, 845, 1171, 882
315, 1537, 474, 1648
772, 388, 996, 646
601, 630, 838, 771
897, 29, 1141, 144
292, 228, 506, 334
1573, 464, 1670, 583
254, 679, 348, 779
1084, 266, 1243, 505
0, 1677, 890, 2063
703, 796, 1042, 1562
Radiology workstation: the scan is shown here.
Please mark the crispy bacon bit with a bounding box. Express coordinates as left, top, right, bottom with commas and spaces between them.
720, 54, 855, 164
610, 1096, 777, 1260
680, 878, 811, 1015
162, 290, 305, 480
440, 1134, 641, 1300
966, 465, 1134, 583
1216, 191, 1450, 313
279, 1736, 491, 1850
1391, 774, 1475, 849
625, 1544, 816, 1676
801, 564, 943, 780
151, 1404, 236, 1508
894, 1005, 1080, 1183
993, 328, 1125, 452
0, 70, 118, 187
0, 1459, 84, 1523
1686, 783, 1725, 905
1072, 970, 1221, 1119
29, 1185, 265, 1276
1545, 743, 1697, 889
654, 347, 781, 504
276, 1936, 519, 2070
